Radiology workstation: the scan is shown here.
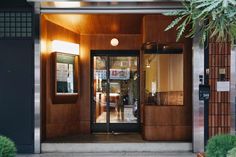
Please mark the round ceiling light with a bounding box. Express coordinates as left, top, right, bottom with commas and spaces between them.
110, 38, 119, 47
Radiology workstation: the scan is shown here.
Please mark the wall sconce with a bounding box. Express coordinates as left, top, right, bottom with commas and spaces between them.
110, 38, 119, 47
146, 60, 151, 68
52, 40, 79, 55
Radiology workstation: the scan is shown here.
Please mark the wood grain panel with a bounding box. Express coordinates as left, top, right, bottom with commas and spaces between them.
46, 123, 80, 138
41, 15, 81, 140
143, 126, 192, 141
142, 15, 192, 141
79, 121, 91, 134
143, 15, 179, 43
44, 14, 144, 35
144, 106, 192, 126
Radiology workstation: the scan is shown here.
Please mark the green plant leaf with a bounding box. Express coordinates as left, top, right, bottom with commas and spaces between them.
176, 18, 187, 41
206, 134, 236, 157
228, 0, 236, 5
0, 136, 17, 157
163, 10, 183, 16
165, 16, 184, 31
195, 0, 222, 19
223, 0, 229, 8
164, 0, 236, 44
196, 0, 215, 9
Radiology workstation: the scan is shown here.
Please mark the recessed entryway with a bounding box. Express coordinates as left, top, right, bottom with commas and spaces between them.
40, 13, 192, 145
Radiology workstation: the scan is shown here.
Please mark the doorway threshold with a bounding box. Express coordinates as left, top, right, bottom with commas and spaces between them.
42, 142, 192, 153
43, 133, 192, 153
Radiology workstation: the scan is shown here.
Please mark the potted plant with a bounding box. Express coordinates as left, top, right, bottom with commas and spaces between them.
206, 134, 236, 157
0, 135, 17, 157
227, 147, 236, 157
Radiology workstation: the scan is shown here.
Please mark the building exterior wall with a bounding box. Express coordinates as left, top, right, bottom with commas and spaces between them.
208, 41, 231, 137
0, 0, 234, 153
0, 1, 35, 153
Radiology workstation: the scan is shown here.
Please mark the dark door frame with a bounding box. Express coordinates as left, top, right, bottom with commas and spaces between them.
90, 50, 141, 133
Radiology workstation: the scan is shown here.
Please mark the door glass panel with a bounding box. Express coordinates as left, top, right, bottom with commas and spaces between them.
93, 56, 108, 123
109, 57, 138, 123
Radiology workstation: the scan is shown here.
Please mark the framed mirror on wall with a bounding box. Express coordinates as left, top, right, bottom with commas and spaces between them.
51, 52, 79, 104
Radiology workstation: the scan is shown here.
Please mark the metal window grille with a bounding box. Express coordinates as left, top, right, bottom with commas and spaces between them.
0, 11, 32, 39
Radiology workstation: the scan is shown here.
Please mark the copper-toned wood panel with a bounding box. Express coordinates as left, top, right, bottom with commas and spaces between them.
41, 15, 81, 140
86, 34, 142, 50
142, 15, 192, 141
79, 35, 90, 123
143, 15, 178, 43
44, 14, 144, 35
46, 122, 80, 138
144, 106, 192, 126
143, 126, 192, 141
79, 121, 91, 134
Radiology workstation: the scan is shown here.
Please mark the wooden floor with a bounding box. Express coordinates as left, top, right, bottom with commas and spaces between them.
45, 133, 144, 143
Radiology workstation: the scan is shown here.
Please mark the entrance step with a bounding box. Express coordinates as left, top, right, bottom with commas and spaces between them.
42, 143, 192, 153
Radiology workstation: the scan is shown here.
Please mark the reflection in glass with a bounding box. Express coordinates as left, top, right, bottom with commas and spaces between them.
56, 53, 77, 94
93, 56, 138, 124
109, 57, 138, 123
93, 56, 107, 123
144, 53, 184, 105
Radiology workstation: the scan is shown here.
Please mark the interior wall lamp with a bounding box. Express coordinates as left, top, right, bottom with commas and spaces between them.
146, 60, 151, 68
110, 38, 119, 47
52, 40, 80, 55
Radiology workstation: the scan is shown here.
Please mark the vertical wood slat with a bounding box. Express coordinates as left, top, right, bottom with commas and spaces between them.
208, 42, 231, 138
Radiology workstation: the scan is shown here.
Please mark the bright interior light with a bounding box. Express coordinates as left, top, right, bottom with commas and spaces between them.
52, 40, 79, 55
146, 60, 151, 68
110, 38, 119, 47
54, 2, 81, 8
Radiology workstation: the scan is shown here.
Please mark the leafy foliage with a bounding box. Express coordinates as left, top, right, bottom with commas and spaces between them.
206, 134, 236, 157
0, 136, 17, 157
164, 0, 236, 44
227, 147, 236, 157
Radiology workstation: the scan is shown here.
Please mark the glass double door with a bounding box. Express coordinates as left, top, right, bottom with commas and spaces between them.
91, 52, 140, 132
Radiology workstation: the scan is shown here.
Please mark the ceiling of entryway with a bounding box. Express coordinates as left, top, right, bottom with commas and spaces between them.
43, 14, 145, 34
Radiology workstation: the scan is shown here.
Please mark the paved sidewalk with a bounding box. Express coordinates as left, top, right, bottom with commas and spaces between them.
18, 152, 196, 157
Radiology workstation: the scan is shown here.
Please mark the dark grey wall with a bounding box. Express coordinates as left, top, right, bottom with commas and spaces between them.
0, 39, 34, 153
1, 0, 29, 7
0, 3, 35, 153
